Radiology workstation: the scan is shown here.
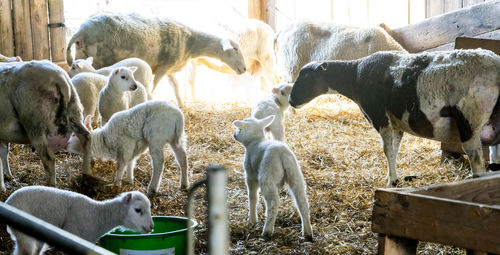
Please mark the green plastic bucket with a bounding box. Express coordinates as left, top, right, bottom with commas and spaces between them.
99, 216, 197, 255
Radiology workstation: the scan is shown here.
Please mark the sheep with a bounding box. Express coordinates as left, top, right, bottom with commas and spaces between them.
232, 115, 313, 240
288, 49, 500, 186
0, 53, 22, 62
67, 12, 246, 108
6, 186, 153, 255
187, 18, 278, 99
98, 66, 148, 126
251, 84, 293, 141
0, 60, 91, 191
68, 57, 153, 98
71, 72, 108, 126
274, 20, 406, 83
66, 100, 188, 196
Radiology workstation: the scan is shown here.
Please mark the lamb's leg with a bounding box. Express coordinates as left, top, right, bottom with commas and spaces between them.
147, 145, 165, 196
0, 142, 12, 178
170, 143, 188, 189
114, 157, 128, 186
489, 145, 500, 164
260, 183, 279, 238
124, 159, 137, 184
379, 126, 398, 187
167, 75, 185, 109
246, 178, 259, 225
9, 228, 41, 255
186, 61, 197, 100
462, 134, 486, 174
287, 179, 313, 241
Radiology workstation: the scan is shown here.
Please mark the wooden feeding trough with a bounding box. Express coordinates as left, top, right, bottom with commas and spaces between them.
372, 172, 500, 254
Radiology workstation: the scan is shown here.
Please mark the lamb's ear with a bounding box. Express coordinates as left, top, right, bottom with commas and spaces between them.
114, 68, 120, 75
232, 120, 244, 128
122, 193, 132, 204
317, 62, 328, 71
260, 115, 275, 128
83, 115, 93, 131
76, 63, 82, 69
221, 39, 234, 51
86, 57, 93, 64
128, 66, 138, 73
15, 56, 22, 62
272, 87, 279, 94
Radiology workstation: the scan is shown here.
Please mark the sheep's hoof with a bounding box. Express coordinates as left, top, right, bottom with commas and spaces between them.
488, 163, 500, 171
403, 175, 418, 182
388, 179, 399, 187
147, 188, 157, 198
262, 231, 273, 240
303, 233, 314, 242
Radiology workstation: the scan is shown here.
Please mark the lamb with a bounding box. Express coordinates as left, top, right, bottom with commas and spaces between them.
66, 100, 188, 196
251, 84, 293, 141
232, 115, 313, 240
187, 18, 278, 99
68, 57, 153, 98
0, 53, 22, 62
98, 67, 148, 125
0, 60, 91, 191
288, 49, 500, 186
274, 20, 406, 83
6, 186, 153, 255
71, 72, 108, 126
67, 12, 246, 108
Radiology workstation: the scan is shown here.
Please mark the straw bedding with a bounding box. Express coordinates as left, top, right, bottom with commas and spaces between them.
0, 95, 472, 254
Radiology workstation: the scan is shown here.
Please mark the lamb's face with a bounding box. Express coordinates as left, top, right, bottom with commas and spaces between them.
110, 67, 138, 92
289, 62, 330, 109
68, 57, 94, 78
122, 192, 154, 234
232, 116, 275, 144
219, 39, 246, 74
273, 84, 293, 107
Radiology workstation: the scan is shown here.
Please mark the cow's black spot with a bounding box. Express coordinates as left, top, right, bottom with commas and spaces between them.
440, 106, 472, 142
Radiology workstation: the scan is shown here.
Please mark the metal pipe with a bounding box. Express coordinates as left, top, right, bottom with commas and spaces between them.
206, 165, 228, 255
0, 202, 114, 255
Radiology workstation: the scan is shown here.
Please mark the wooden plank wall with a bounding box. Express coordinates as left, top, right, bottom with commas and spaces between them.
0, 0, 66, 63
426, 0, 493, 17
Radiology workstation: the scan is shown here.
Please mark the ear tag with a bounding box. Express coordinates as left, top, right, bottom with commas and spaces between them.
240, 124, 248, 131
320, 64, 327, 71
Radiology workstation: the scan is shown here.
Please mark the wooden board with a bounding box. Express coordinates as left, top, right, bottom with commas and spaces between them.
372, 176, 500, 254
13, 0, 33, 60
391, 0, 500, 53
426, 29, 500, 51
30, 0, 50, 60
48, 0, 66, 63
248, 0, 276, 31
0, 0, 14, 56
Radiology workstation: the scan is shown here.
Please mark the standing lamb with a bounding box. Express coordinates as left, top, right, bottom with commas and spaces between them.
232, 115, 313, 240
71, 72, 108, 126
98, 67, 148, 125
67, 13, 246, 108
6, 186, 153, 255
274, 20, 406, 83
0, 60, 91, 191
288, 49, 500, 186
251, 84, 293, 141
68, 57, 153, 98
66, 100, 188, 196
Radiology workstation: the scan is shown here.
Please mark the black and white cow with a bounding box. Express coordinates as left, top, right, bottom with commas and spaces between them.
289, 49, 500, 186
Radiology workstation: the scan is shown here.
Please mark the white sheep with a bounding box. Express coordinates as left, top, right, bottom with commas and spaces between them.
98, 66, 148, 126
289, 49, 500, 186
71, 72, 108, 126
6, 186, 153, 255
66, 100, 188, 196
67, 13, 246, 108
274, 20, 406, 83
68, 57, 153, 98
251, 84, 293, 141
232, 115, 313, 240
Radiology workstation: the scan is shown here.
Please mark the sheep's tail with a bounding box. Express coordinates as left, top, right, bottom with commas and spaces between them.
66, 29, 84, 66
171, 111, 186, 148
280, 151, 306, 195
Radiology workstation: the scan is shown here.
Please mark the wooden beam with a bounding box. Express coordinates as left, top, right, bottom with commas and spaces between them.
248, 0, 276, 31
0, 0, 14, 57
48, 0, 66, 63
372, 189, 500, 254
426, 29, 500, 51
30, 0, 50, 60
382, 235, 417, 255
13, 0, 33, 60
391, 0, 500, 53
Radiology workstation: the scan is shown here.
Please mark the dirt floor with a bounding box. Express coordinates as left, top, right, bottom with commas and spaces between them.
0, 95, 473, 254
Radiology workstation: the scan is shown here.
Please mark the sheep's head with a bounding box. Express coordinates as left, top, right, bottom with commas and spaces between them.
65, 116, 93, 155
219, 39, 246, 75
110, 66, 139, 92
232, 115, 275, 145
272, 84, 293, 107
289, 61, 330, 109
68, 57, 95, 78
120, 191, 154, 234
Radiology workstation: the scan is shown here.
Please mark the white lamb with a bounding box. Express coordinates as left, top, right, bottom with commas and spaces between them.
6, 186, 153, 255
68, 57, 153, 98
66, 100, 188, 196
98, 66, 148, 125
71, 72, 108, 126
232, 115, 313, 241
251, 84, 293, 141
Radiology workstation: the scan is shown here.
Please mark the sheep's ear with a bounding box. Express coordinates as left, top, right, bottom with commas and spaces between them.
114, 68, 120, 75
260, 115, 275, 128
128, 66, 138, 73
122, 193, 132, 204
86, 57, 93, 64
272, 87, 279, 94
15, 56, 22, 62
232, 120, 244, 129
83, 115, 93, 131
318, 62, 327, 71
221, 39, 234, 51
76, 63, 82, 69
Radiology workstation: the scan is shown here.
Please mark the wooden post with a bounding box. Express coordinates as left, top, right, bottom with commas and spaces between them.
382, 235, 417, 255
48, 0, 67, 69
248, 0, 276, 31
30, 0, 50, 60
13, 0, 33, 60
0, 0, 14, 57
